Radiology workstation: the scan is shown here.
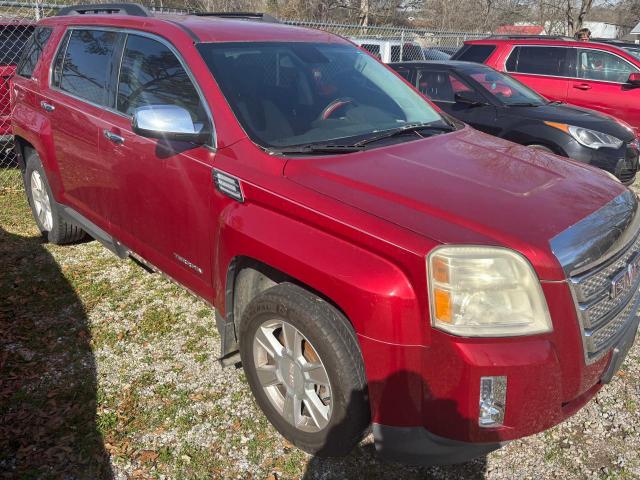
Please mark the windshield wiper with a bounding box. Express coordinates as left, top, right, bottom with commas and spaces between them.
353, 122, 455, 147
508, 102, 541, 107
267, 143, 365, 155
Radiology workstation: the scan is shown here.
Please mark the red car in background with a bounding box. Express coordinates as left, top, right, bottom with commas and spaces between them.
0, 19, 33, 145
453, 37, 640, 135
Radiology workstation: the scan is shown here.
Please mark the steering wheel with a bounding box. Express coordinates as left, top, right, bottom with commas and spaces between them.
318, 97, 355, 121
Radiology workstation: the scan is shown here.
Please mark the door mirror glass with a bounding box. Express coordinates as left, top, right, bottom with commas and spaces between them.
627, 72, 640, 86
454, 90, 486, 106
132, 105, 209, 143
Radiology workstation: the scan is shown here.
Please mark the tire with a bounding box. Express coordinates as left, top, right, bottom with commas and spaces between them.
528, 144, 554, 153
239, 282, 370, 456
24, 149, 86, 245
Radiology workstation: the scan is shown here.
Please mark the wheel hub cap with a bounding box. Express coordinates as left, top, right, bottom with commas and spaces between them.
30, 170, 53, 231
253, 320, 332, 433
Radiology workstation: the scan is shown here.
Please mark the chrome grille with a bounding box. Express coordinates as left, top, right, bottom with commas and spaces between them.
571, 233, 640, 302
570, 232, 640, 363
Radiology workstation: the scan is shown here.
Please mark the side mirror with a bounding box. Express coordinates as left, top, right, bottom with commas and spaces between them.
627, 73, 640, 86
454, 90, 486, 106
131, 105, 210, 144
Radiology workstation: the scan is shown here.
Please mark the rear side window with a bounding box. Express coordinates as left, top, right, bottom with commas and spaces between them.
116, 34, 207, 127
506, 46, 572, 77
452, 44, 496, 63
55, 29, 119, 106
0, 25, 35, 66
17, 27, 52, 78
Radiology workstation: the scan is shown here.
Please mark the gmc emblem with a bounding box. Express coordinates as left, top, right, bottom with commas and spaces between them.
610, 253, 640, 299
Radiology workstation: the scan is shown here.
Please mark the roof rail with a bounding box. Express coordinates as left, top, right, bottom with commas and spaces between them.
486, 34, 572, 40
194, 12, 279, 23
56, 3, 151, 17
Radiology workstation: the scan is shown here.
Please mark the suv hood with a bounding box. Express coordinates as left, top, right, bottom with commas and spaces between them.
284, 128, 627, 280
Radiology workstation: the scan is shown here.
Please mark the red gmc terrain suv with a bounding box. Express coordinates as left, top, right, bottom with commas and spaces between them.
11, 4, 640, 465
453, 37, 640, 136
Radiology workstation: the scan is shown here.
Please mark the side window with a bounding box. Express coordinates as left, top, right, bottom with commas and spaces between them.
394, 67, 413, 82
578, 49, 638, 83
452, 44, 496, 63
416, 70, 465, 102
506, 46, 570, 77
17, 27, 51, 78
116, 34, 207, 129
57, 29, 119, 106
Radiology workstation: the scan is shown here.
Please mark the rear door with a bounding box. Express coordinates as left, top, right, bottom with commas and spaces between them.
504, 45, 573, 102
567, 47, 640, 128
99, 32, 215, 297
44, 28, 123, 230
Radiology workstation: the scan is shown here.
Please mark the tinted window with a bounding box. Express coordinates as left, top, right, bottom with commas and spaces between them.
17, 27, 52, 78
578, 48, 638, 83
58, 29, 119, 105
117, 34, 207, 129
417, 70, 471, 102
452, 44, 496, 63
506, 46, 571, 77
198, 42, 444, 149
0, 26, 34, 66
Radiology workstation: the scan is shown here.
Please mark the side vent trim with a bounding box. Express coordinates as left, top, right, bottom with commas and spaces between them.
213, 169, 244, 202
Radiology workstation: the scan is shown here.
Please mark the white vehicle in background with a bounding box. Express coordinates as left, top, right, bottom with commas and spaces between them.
350, 37, 425, 62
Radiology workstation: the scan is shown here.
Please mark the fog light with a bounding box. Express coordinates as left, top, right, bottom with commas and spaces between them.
479, 376, 506, 427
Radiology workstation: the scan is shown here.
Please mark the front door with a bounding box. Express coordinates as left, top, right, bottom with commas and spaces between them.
100, 32, 215, 298
567, 48, 640, 131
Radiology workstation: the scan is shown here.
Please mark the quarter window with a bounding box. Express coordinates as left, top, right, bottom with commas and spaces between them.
452, 44, 496, 63
57, 29, 119, 106
577, 49, 638, 83
17, 27, 51, 78
116, 34, 207, 129
506, 46, 572, 77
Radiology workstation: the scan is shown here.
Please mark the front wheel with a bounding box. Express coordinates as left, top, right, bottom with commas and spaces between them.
239, 283, 370, 456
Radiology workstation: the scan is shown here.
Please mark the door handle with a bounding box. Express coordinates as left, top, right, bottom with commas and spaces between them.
573, 83, 591, 90
40, 101, 55, 112
103, 130, 125, 145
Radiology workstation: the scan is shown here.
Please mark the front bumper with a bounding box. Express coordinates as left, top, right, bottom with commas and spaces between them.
563, 139, 639, 185
359, 283, 639, 462
373, 423, 503, 465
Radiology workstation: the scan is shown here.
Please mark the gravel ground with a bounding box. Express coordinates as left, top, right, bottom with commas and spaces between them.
1, 169, 639, 480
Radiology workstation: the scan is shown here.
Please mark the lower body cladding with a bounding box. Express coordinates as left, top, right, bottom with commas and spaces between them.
358, 284, 640, 465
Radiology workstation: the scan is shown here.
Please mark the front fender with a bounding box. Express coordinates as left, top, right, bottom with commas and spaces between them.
214, 202, 425, 346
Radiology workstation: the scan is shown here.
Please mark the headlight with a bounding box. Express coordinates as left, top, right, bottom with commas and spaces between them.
544, 121, 623, 150
427, 246, 552, 337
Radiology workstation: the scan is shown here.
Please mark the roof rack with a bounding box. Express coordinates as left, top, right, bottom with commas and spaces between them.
194, 12, 279, 23
486, 34, 572, 40
56, 3, 151, 17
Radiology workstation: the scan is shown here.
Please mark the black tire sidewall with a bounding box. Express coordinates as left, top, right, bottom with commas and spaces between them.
239, 284, 369, 456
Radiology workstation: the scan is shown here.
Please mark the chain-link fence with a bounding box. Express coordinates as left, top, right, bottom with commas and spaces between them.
0, 2, 486, 191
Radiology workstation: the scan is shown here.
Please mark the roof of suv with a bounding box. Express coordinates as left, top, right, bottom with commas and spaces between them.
464, 36, 638, 56
39, 10, 347, 44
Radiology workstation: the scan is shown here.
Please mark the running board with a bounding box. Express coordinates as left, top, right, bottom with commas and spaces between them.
60, 206, 129, 258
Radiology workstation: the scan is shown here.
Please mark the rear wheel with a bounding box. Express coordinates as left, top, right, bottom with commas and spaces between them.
239, 283, 369, 456
24, 150, 86, 244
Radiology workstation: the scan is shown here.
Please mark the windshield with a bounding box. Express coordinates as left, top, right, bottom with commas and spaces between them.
464, 66, 547, 106
197, 42, 445, 149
